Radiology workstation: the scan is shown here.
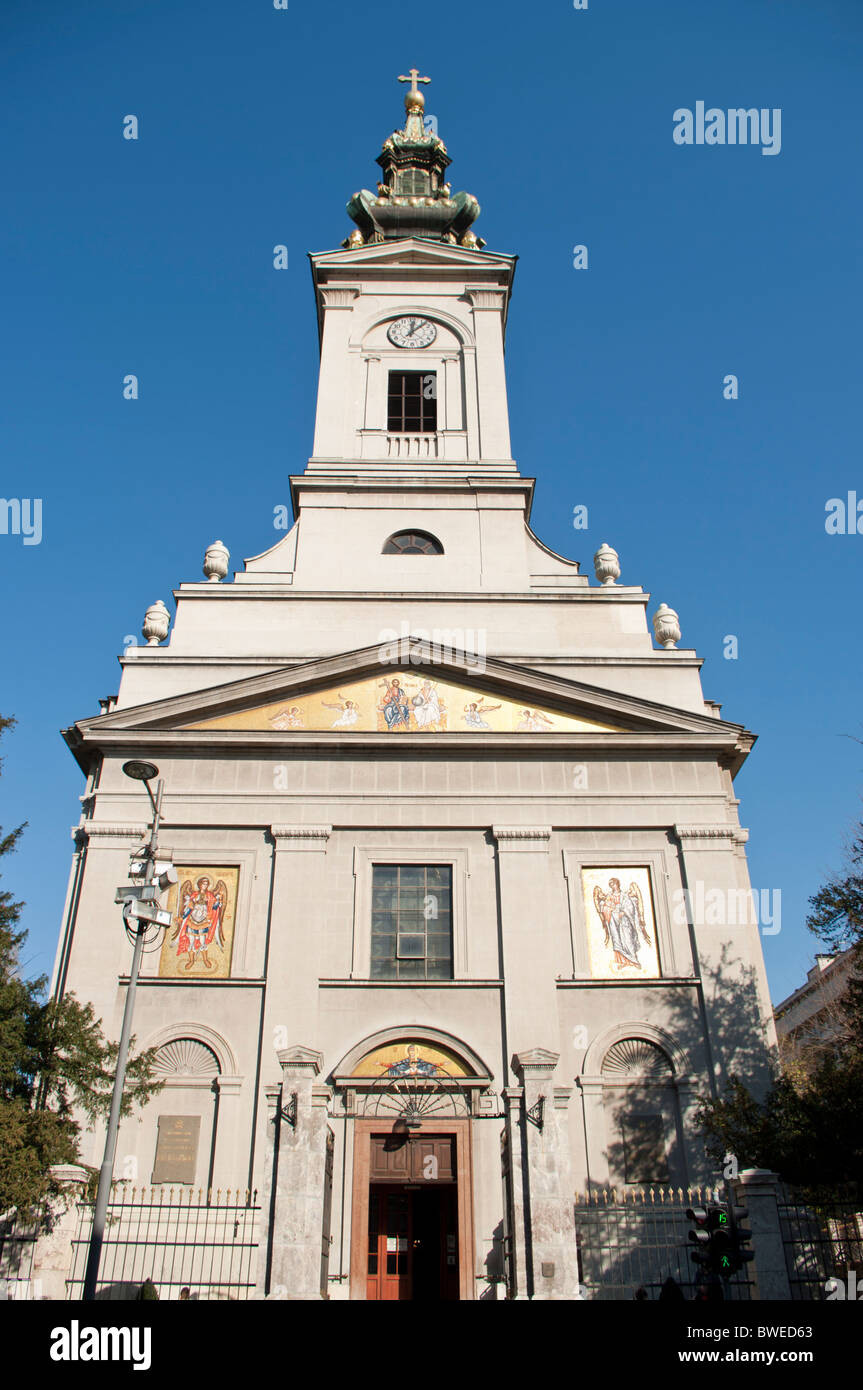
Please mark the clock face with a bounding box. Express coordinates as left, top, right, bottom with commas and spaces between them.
387, 316, 437, 349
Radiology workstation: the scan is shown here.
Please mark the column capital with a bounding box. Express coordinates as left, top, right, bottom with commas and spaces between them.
513, 1048, 559, 1082
77, 822, 147, 842
576, 1076, 605, 1097
492, 825, 552, 853
48, 1164, 90, 1188
464, 287, 506, 310
215, 1074, 243, 1098
320, 286, 361, 308
737, 1167, 782, 1191
674, 823, 748, 846
277, 1045, 323, 1079
271, 825, 332, 852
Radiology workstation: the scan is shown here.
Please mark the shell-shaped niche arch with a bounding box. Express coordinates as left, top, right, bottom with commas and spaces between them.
601, 1038, 673, 1081
152, 1038, 221, 1078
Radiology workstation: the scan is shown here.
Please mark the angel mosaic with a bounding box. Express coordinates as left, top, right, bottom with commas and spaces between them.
321, 693, 360, 729
461, 699, 501, 730
591, 876, 654, 972
515, 709, 555, 731
269, 706, 305, 730
170, 875, 228, 972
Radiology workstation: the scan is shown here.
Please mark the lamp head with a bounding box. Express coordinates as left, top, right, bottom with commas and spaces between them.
122, 760, 159, 783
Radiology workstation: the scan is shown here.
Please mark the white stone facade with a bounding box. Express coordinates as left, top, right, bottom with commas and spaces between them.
51, 100, 777, 1301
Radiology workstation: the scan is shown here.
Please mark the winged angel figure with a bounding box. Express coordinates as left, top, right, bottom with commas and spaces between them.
592, 877, 652, 971
171, 875, 228, 971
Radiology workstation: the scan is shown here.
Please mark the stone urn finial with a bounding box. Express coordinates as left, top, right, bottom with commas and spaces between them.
203, 539, 230, 583
593, 542, 620, 586
653, 603, 681, 649
142, 599, 171, 646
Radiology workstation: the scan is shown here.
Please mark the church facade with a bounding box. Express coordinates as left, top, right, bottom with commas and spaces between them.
52, 74, 776, 1301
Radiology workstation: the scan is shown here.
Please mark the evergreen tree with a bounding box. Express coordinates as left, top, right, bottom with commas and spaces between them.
0, 715, 162, 1213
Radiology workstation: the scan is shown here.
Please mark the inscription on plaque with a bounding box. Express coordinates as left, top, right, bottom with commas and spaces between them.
152, 1115, 201, 1184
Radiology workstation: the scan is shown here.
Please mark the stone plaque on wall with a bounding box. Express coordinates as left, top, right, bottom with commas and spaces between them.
152, 1115, 201, 1184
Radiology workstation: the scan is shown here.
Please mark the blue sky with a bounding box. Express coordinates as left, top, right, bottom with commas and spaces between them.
1, 0, 861, 1004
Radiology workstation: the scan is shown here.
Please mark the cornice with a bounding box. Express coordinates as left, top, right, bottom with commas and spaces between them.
271, 825, 332, 838
166, 586, 652, 604
77, 822, 147, 841
493, 825, 552, 852
675, 823, 749, 844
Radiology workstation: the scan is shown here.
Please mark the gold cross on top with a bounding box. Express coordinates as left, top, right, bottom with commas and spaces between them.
398, 68, 431, 97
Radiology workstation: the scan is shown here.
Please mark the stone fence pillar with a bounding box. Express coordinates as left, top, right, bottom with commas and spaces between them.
736, 1167, 792, 1300
26, 1164, 90, 1300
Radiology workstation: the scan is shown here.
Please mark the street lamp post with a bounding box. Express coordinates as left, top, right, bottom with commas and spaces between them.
82, 760, 165, 1302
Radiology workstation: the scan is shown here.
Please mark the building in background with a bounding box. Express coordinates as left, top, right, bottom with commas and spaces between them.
51, 73, 777, 1301
773, 948, 858, 1071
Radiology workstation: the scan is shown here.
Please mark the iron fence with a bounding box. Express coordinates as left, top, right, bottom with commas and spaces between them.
0, 1205, 47, 1300
66, 1185, 260, 1301
574, 1186, 753, 1301
779, 1188, 863, 1301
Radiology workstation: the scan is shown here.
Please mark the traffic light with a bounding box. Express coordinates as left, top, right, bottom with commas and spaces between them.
686, 1203, 734, 1278
686, 1206, 712, 1269
728, 1204, 754, 1275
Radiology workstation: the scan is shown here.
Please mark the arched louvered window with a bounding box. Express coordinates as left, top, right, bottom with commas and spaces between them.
383, 530, 444, 555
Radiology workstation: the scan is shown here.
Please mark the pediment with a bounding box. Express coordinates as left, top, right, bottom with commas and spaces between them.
312, 239, 515, 274
186, 670, 617, 735
68, 640, 754, 760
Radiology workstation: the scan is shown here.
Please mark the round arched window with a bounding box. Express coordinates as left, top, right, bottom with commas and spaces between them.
382, 530, 444, 555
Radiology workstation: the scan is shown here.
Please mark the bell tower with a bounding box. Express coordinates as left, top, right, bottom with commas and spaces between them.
306, 71, 518, 476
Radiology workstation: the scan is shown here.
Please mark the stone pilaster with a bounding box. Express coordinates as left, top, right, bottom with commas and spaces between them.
502, 1086, 529, 1300
511, 1050, 581, 1300
465, 287, 511, 459
211, 1074, 245, 1190
576, 1077, 607, 1188
266, 825, 331, 1043
492, 826, 560, 1061
259, 1046, 331, 1300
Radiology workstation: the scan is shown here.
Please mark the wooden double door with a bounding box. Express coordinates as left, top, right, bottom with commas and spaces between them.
366, 1135, 460, 1301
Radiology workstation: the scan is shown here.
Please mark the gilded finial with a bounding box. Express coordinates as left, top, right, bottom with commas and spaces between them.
398, 66, 431, 114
